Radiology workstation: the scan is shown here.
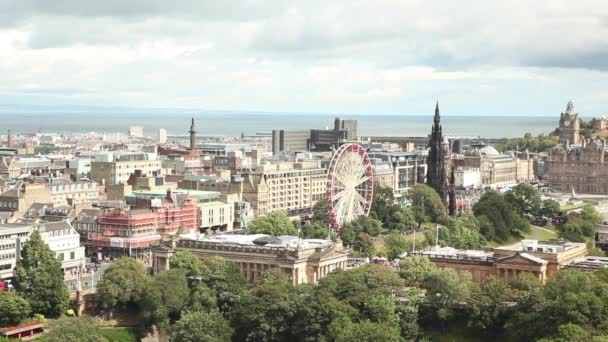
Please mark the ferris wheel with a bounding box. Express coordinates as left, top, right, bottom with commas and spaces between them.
326, 143, 374, 231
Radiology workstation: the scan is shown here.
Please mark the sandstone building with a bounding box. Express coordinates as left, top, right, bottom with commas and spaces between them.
152, 233, 348, 286
410, 240, 587, 284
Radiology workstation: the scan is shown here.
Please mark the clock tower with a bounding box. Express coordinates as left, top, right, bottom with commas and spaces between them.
558, 101, 580, 146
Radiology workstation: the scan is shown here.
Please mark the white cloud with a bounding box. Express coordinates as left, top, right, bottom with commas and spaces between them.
0, 1, 607, 115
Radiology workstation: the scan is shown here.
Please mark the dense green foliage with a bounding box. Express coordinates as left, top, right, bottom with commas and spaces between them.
140, 269, 189, 329
0, 292, 31, 327
398, 255, 438, 287
384, 233, 411, 259
556, 203, 602, 242
92, 250, 608, 342
170, 255, 249, 313
407, 184, 447, 227
96, 257, 147, 311
45, 317, 106, 342
474, 190, 530, 242
300, 222, 330, 239
352, 233, 376, 258
13, 230, 69, 317
426, 214, 486, 249
505, 183, 542, 216
248, 211, 298, 236
540, 198, 562, 217
497, 133, 559, 153
172, 310, 233, 342
339, 215, 383, 246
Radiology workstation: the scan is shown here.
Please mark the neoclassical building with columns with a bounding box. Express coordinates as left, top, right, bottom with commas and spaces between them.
409, 239, 587, 284
152, 233, 348, 285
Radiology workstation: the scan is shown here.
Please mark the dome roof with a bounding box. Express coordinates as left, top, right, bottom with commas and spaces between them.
252, 235, 282, 246
479, 146, 500, 156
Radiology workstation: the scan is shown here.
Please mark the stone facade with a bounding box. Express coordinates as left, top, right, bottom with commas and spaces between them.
557, 101, 580, 146
411, 240, 587, 284
464, 147, 534, 188
426, 102, 448, 201
242, 161, 326, 217
152, 234, 348, 286
547, 140, 608, 194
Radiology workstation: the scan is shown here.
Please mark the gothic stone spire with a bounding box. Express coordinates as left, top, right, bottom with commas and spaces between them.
427, 101, 448, 204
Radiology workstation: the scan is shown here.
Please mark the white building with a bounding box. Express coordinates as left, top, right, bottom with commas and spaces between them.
0, 221, 86, 280
67, 158, 92, 175
90, 152, 163, 185
454, 167, 482, 189
158, 129, 167, 144
49, 180, 99, 205
128, 125, 144, 138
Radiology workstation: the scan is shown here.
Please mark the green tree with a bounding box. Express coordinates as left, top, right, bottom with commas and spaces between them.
398, 256, 438, 287
474, 190, 530, 241
497, 133, 559, 153
198, 257, 249, 313
96, 257, 148, 311
339, 215, 383, 246
370, 184, 396, 223
422, 268, 473, 324
45, 316, 106, 342
333, 320, 403, 342
230, 268, 299, 341
384, 233, 411, 260
293, 288, 359, 342
140, 269, 189, 328
540, 199, 561, 217
300, 222, 330, 239
581, 203, 602, 225
407, 184, 446, 227
0, 292, 31, 327
507, 269, 608, 341
425, 216, 485, 249
13, 230, 69, 317
169, 251, 206, 278
386, 205, 417, 232
538, 323, 589, 342
184, 282, 218, 313
353, 233, 376, 258
557, 205, 600, 241
467, 277, 515, 332
505, 183, 541, 216
310, 196, 331, 226
318, 264, 404, 312
172, 310, 233, 342
248, 211, 298, 236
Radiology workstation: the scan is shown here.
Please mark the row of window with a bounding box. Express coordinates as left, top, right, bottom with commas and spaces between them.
0, 243, 16, 250
0, 201, 18, 209
57, 251, 76, 261
0, 253, 16, 260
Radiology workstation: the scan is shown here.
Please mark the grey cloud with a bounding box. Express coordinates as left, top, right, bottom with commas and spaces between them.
524, 48, 608, 71
0, 0, 288, 27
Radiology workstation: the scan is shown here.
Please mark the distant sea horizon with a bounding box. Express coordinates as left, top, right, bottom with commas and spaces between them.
0, 111, 558, 139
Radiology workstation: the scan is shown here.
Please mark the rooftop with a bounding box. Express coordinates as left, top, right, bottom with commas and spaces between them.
495, 239, 584, 254
180, 233, 333, 251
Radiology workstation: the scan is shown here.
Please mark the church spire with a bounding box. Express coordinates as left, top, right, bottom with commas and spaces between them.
426, 101, 448, 205
434, 101, 440, 124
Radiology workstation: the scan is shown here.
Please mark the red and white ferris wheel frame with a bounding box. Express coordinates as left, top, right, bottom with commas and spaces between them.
326, 143, 374, 232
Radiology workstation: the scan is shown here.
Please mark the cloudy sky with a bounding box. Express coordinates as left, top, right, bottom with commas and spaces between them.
0, 0, 607, 116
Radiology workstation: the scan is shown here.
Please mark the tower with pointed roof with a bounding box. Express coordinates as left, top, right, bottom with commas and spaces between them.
188, 118, 196, 150
426, 102, 448, 204
558, 101, 580, 146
